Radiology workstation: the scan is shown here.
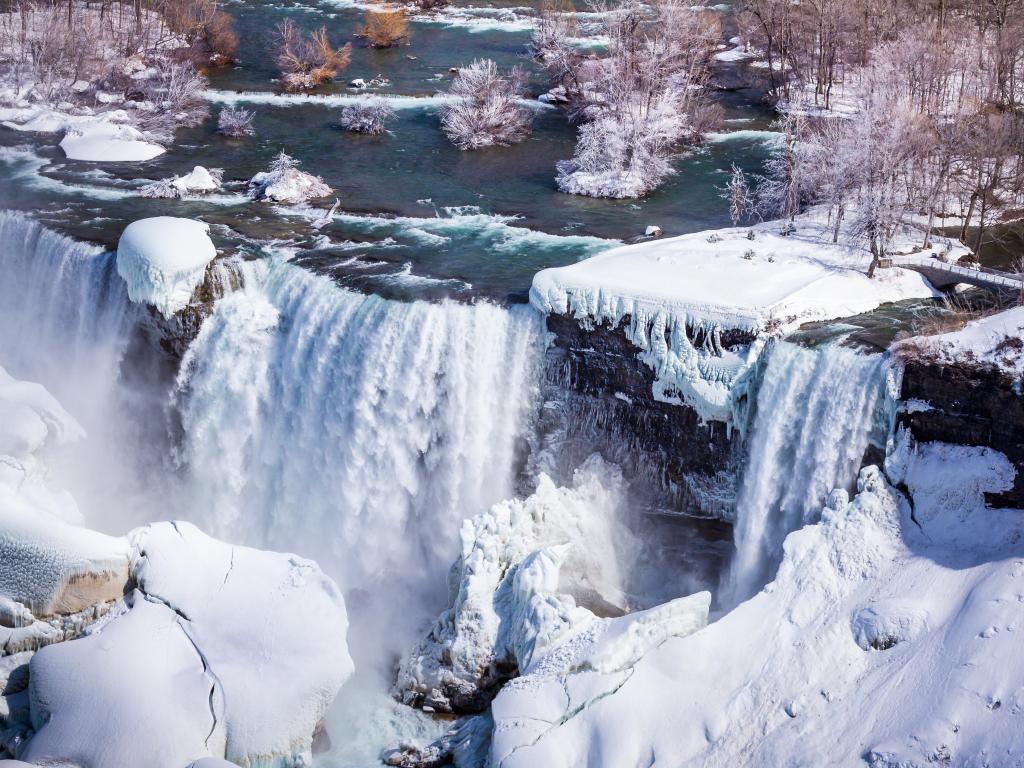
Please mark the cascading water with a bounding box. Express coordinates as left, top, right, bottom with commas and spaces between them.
0, 211, 133, 395
0, 211, 165, 532
172, 256, 545, 650
727, 340, 890, 604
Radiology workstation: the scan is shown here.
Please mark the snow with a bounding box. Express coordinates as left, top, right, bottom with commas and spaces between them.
530, 210, 963, 422
22, 595, 219, 767
0, 367, 128, 619
395, 456, 636, 714
59, 120, 165, 162
129, 520, 354, 767
490, 446, 1024, 767
115, 217, 217, 317
249, 153, 332, 204
902, 306, 1024, 379
140, 166, 223, 198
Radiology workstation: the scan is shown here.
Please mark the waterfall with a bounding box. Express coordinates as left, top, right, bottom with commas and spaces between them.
173, 257, 546, 657
727, 340, 889, 604
0, 211, 133, 399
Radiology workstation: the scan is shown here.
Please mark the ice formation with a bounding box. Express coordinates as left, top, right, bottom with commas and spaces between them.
395, 457, 636, 714
489, 447, 1024, 767
530, 210, 961, 423
115, 216, 217, 317
59, 120, 165, 162
0, 360, 351, 766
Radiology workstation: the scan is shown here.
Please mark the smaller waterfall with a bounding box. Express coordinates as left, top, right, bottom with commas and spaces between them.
727, 341, 889, 604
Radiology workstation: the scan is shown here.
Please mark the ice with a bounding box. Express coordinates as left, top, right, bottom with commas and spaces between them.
115, 216, 217, 317
490, 451, 1024, 767
395, 457, 634, 714
129, 520, 353, 767
531, 208, 963, 423
248, 152, 331, 204
59, 120, 164, 162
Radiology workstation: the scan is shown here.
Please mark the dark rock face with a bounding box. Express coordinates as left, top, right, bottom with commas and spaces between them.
133, 256, 246, 363
899, 357, 1024, 506
538, 314, 741, 597
540, 313, 744, 517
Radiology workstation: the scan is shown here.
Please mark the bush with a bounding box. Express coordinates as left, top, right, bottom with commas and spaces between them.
204, 11, 239, 62
338, 98, 395, 134
275, 20, 352, 91
218, 106, 256, 137
136, 62, 209, 143
359, 9, 409, 48
441, 59, 532, 150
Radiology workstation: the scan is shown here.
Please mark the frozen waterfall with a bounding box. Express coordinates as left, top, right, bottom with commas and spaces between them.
727, 340, 890, 604
173, 257, 546, 658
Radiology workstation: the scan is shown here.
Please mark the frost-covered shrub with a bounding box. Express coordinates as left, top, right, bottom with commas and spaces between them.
248, 151, 331, 204
140, 166, 223, 199
441, 59, 532, 150
338, 98, 394, 134
218, 106, 255, 137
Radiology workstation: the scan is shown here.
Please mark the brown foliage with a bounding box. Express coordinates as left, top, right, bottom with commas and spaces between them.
359, 8, 408, 48
275, 19, 351, 90
204, 10, 237, 60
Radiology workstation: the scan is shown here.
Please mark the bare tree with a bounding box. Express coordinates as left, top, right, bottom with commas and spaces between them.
275, 19, 352, 91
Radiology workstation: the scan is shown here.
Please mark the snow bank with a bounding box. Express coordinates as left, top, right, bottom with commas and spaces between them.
129, 521, 353, 767
59, 121, 164, 162
396, 457, 636, 714
531, 211, 962, 422
115, 216, 217, 317
490, 449, 1024, 767
901, 306, 1024, 380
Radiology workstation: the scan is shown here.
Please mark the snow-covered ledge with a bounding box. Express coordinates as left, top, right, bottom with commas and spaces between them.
530, 211, 968, 424
116, 217, 217, 318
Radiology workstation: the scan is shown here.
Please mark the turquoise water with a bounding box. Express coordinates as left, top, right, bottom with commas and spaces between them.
0, 0, 776, 300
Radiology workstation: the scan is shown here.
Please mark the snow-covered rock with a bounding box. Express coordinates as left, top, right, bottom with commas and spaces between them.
115, 217, 217, 317
900, 305, 1024, 380
248, 152, 331, 204
396, 457, 637, 714
140, 166, 223, 199
59, 121, 164, 162
531, 210, 966, 423
128, 520, 353, 767
490, 452, 1024, 767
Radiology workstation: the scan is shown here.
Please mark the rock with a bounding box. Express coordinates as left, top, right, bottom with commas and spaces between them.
350, 78, 367, 88
645, 225, 664, 237
70, 80, 90, 93
116, 217, 218, 318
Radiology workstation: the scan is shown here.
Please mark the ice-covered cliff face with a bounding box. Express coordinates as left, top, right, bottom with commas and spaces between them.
727, 341, 891, 603
172, 257, 546, 663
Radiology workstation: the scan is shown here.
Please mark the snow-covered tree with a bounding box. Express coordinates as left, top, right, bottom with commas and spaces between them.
721, 165, 752, 226
441, 59, 532, 150
248, 151, 332, 204
338, 98, 394, 135
555, 0, 719, 199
